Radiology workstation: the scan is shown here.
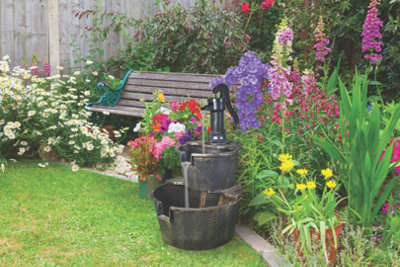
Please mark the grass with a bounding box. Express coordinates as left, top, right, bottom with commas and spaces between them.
0, 161, 265, 266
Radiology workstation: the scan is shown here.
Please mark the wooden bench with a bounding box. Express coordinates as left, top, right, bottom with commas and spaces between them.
86, 70, 219, 117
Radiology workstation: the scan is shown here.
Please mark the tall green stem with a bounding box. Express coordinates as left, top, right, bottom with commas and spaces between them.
240, 11, 253, 49
281, 104, 286, 154
373, 66, 383, 103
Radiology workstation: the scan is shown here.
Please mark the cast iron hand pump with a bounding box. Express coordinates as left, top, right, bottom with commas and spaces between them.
202, 83, 239, 144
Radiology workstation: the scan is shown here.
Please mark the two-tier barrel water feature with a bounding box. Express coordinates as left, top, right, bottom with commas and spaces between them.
151, 84, 243, 250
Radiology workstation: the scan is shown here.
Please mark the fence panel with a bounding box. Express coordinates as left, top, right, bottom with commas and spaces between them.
0, 0, 230, 70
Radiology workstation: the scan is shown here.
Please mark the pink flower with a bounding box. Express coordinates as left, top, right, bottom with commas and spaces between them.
174, 132, 184, 139
261, 0, 274, 11
170, 101, 179, 111
152, 136, 176, 160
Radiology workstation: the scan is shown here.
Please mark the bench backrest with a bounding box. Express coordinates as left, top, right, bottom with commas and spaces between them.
118, 71, 220, 109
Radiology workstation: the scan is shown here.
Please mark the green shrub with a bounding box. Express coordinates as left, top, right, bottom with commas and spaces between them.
75, 1, 246, 74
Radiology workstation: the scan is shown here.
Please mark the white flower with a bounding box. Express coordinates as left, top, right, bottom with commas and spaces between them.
92, 71, 98, 76
133, 122, 141, 132
43, 146, 51, 152
73, 71, 80, 75
86, 143, 94, 151
102, 111, 110, 115
47, 138, 55, 145
108, 75, 115, 80
158, 107, 170, 115
56, 66, 64, 70
86, 60, 93, 65
27, 110, 36, 117
68, 140, 75, 145
168, 122, 186, 133
38, 163, 48, 168
71, 164, 79, 172
1, 164, 5, 173
18, 147, 26, 155
2, 55, 10, 61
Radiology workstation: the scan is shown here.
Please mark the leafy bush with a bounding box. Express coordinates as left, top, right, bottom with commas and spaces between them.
75, 1, 246, 74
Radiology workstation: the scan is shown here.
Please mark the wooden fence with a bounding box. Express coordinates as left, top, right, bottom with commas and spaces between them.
0, 0, 231, 72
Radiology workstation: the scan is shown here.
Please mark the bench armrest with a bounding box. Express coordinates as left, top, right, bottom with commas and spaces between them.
86, 69, 134, 107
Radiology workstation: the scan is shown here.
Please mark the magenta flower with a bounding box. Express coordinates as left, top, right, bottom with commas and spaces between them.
277, 28, 293, 46
361, 0, 383, 64
314, 18, 331, 63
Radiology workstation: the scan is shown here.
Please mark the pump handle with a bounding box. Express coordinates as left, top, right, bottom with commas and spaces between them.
213, 84, 239, 129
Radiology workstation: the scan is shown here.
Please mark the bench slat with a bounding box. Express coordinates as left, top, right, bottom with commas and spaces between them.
118, 99, 146, 108
121, 92, 208, 103
129, 71, 219, 83
87, 105, 144, 117
126, 79, 213, 91
123, 85, 213, 98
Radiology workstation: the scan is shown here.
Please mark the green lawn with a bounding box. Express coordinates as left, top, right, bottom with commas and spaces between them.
0, 161, 264, 266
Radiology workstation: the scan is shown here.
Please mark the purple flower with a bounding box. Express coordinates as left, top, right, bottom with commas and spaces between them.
314, 18, 331, 63
179, 130, 192, 145
209, 76, 225, 89
361, 0, 383, 64
268, 64, 293, 102
277, 28, 293, 45
210, 51, 271, 131
161, 117, 172, 133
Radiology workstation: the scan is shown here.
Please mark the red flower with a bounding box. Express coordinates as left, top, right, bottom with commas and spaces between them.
257, 136, 263, 142
179, 99, 201, 118
241, 3, 250, 14
261, 0, 275, 11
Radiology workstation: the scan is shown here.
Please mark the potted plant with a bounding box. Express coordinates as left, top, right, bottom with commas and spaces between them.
128, 91, 207, 198
253, 154, 344, 264
128, 135, 176, 199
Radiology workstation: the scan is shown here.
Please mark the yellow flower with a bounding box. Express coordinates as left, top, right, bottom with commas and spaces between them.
279, 160, 294, 172
321, 168, 333, 179
296, 184, 307, 191
326, 180, 337, 189
263, 188, 276, 197
158, 92, 165, 102
1, 164, 5, 173
306, 181, 316, 190
296, 168, 308, 176
278, 153, 292, 163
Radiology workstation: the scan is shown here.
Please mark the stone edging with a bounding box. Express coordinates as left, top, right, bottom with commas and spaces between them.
235, 225, 288, 267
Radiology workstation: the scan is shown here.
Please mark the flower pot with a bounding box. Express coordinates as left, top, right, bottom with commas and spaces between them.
293, 216, 343, 265
139, 175, 161, 200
